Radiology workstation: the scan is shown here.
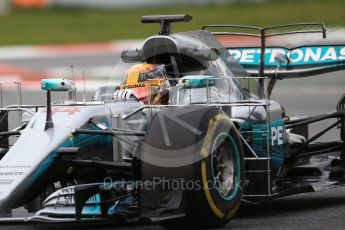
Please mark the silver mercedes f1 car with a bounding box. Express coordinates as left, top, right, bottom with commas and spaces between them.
0, 15, 345, 228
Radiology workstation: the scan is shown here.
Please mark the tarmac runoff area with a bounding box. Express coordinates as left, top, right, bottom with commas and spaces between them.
0, 42, 344, 229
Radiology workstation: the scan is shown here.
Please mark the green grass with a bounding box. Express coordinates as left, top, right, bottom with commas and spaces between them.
0, 0, 345, 45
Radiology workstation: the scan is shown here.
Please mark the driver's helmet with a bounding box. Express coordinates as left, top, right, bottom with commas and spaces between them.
120, 64, 170, 104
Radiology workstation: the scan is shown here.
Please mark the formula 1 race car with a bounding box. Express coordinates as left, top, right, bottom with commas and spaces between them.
0, 14, 345, 228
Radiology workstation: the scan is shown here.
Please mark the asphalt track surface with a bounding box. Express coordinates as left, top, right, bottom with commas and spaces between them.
0, 55, 345, 229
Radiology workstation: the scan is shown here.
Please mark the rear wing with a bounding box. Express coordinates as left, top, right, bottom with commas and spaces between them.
203, 23, 345, 79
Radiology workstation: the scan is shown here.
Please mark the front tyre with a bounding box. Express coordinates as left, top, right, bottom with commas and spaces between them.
187, 113, 244, 228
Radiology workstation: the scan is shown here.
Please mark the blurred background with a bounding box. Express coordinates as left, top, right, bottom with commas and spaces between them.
0, 0, 344, 140
0, 0, 344, 45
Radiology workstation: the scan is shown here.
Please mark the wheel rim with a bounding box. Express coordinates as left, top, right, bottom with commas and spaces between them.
211, 132, 240, 201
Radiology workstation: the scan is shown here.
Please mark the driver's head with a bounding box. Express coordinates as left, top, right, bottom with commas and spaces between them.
121, 64, 170, 104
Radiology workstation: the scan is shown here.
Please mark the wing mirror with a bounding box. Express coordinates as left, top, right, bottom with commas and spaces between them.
40, 78, 76, 131
178, 75, 215, 89
41, 78, 75, 91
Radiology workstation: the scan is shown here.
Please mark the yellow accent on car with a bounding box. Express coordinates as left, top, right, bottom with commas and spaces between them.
201, 118, 215, 158
201, 159, 225, 218
200, 113, 234, 219
68, 133, 74, 141
201, 113, 232, 158
227, 203, 240, 219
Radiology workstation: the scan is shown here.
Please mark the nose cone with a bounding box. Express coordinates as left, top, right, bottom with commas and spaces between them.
0, 104, 107, 211
0, 126, 70, 211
